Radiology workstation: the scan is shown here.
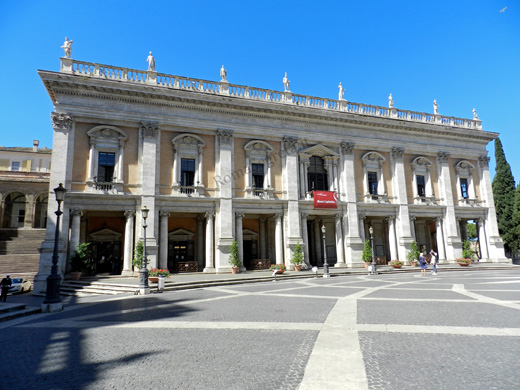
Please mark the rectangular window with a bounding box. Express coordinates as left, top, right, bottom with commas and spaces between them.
17, 209, 25, 227
11, 161, 20, 171
368, 172, 378, 195
460, 178, 469, 199
98, 152, 115, 182
181, 158, 195, 187
252, 163, 264, 189
416, 175, 426, 197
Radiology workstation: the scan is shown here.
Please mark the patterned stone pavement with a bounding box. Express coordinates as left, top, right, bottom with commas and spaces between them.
1, 269, 519, 389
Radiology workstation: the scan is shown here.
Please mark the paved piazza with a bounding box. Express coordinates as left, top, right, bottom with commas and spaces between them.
2, 269, 520, 389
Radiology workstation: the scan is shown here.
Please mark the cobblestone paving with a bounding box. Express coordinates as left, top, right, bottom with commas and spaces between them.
1, 270, 519, 389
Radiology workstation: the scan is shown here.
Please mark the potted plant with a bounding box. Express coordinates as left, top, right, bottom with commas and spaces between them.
269, 264, 287, 274
148, 268, 171, 283
361, 240, 372, 268
291, 242, 304, 271
390, 259, 403, 268
229, 239, 241, 274
457, 240, 475, 266
70, 243, 91, 280
132, 241, 144, 274
407, 241, 420, 266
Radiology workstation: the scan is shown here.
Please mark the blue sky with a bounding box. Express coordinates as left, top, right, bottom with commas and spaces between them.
1, 1, 519, 181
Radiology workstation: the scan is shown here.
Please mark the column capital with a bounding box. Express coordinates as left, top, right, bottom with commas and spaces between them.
124, 210, 136, 219
140, 121, 159, 138
259, 217, 266, 223
391, 147, 404, 160
410, 216, 416, 222
235, 212, 245, 219
283, 136, 299, 155
478, 155, 490, 167
274, 213, 283, 221
387, 215, 396, 222
301, 213, 308, 219
160, 210, 170, 218
51, 112, 73, 132
335, 213, 342, 220
71, 209, 82, 217
216, 129, 233, 145
437, 151, 450, 163
341, 141, 355, 155
205, 212, 215, 220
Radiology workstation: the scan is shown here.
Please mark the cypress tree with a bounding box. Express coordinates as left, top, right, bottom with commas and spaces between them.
510, 185, 520, 252
492, 137, 516, 252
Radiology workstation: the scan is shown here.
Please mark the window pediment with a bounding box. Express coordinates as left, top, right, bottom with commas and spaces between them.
168, 228, 195, 241
87, 126, 128, 143
299, 144, 339, 159
456, 160, 474, 176
90, 227, 122, 242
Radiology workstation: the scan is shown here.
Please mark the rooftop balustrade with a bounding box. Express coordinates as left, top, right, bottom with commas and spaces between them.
61, 58, 483, 131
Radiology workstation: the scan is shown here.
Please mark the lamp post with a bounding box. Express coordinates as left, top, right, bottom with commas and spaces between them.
369, 226, 377, 275
321, 225, 330, 278
42, 183, 67, 312
139, 206, 150, 295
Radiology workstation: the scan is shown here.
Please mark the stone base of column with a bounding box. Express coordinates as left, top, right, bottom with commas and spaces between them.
203, 267, 216, 273
139, 287, 151, 295
216, 266, 233, 273
121, 269, 134, 276
41, 302, 63, 313
334, 262, 348, 268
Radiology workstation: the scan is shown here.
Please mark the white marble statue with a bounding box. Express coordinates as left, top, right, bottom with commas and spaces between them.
433, 99, 438, 115
220, 65, 227, 82
388, 93, 394, 108
283, 72, 290, 92
147, 51, 155, 71
338, 82, 345, 100
473, 108, 479, 120
61, 37, 73, 58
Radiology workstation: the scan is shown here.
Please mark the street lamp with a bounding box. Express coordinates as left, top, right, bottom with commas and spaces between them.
369, 226, 377, 275
42, 183, 67, 312
139, 206, 150, 295
321, 225, 330, 278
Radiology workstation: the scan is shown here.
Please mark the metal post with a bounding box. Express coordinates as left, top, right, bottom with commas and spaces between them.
369, 225, 377, 275
42, 183, 67, 312
139, 206, 150, 294
321, 225, 330, 278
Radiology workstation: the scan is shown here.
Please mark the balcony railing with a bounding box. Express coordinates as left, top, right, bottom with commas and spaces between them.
61, 58, 483, 131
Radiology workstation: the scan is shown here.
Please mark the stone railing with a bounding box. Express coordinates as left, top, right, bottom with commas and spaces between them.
61, 58, 482, 130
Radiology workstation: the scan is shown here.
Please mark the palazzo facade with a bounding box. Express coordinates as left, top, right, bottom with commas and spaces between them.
34, 54, 507, 293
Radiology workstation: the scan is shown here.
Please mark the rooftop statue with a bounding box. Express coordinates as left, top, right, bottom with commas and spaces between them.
283, 72, 290, 92
61, 37, 73, 58
338, 82, 345, 100
147, 51, 155, 71
388, 93, 394, 108
473, 108, 479, 120
433, 99, 439, 115
220, 65, 227, 82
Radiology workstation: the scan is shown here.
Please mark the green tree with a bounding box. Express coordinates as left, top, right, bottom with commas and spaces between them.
290, 242, 304, 265
361, 240, 372, 263
132, 241, 144, 269
510, 184, 520, 251
407, 241, 420, 264
466, 221, 478, 241
228, 240, 241, 267
492, 138, 516, 252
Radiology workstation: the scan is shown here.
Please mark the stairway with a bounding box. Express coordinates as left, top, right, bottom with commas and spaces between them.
0, 229, 46, 255
0, 303, 41, 322
59, 280, 138, 296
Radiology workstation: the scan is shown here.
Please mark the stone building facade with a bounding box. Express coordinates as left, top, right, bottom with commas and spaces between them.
34, 55, 507, 293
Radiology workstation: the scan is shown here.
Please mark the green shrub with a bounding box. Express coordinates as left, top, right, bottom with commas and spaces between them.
361, 240, 372, 263
228, 240, 241, 267
290, 242, 304, 265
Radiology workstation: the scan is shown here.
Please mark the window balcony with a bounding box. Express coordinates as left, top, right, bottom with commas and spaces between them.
364, 193, 389, 203
245, 187, 273, 199
458, 198, 481, 207
413, 196, 437, 205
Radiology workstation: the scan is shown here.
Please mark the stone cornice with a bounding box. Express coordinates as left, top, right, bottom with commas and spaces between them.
39, 70, 498, 143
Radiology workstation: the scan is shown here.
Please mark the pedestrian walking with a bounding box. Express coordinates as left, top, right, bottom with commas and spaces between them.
430, 250, 438, 275
1, 274, 12, 302
419, 252, 427, 276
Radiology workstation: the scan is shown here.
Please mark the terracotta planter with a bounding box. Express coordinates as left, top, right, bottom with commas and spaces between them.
275, 269, 284, 274
391, 264, 403, 269
457, 262, 470, 266
70, 271, 82, 281
294, 265, 302, 271
364, 262, 369, 268
149, 276, 159, 283
231, 267, 239, 274
411, 261, 418, 267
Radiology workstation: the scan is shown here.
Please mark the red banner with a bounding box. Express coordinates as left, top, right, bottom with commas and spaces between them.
313, 191, 337, 209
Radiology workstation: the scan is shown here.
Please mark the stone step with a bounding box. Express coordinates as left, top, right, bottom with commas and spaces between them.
59, 281, 138, 296
0, 303, 41, 322
0, 254, 40, 275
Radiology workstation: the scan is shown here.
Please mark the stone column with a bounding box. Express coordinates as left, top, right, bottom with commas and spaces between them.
299, 161, 306, 199
259, 218, 267, 259
88, 139, 95, 181
334, 214, 346, 267
435, 217, 446, 262
275, 213, 284, 265
387, 216, 398, 261
266, 153, 272, 188
159, 211, 170, 269
410, 217, 417, 242
358, 215, 366, 244
69, 209, 82, 258
117, 140, 124, 183
437, 151, 462, 261
477, 218, 490, 260
34, 112, 74, 298
196, 215, 204, 269
301, 213, 311, 266
477, 155, 507, 262
245, 154, 252, 189
236, 212, 245, 270
204, 212, 215, 272
197, 146, 203, 185
122, 210, 135, 276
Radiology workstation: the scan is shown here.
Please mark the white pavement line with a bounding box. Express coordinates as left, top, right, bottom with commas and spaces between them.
357, 324, 520, 337
452, 284, 520, 310
360, 298, 477, 303
298, 289, 379, 390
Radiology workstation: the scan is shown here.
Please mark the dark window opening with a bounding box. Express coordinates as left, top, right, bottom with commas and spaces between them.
98, 152, 115, 182
181, 158, 195, 187
252, 163, 264, 189
460, 178, 469, 199
368, 171, 378, 195
308, 156, 328, 191
417, 175, 426, 197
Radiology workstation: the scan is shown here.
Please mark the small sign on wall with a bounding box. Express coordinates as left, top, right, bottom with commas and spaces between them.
313, 191, 337, 209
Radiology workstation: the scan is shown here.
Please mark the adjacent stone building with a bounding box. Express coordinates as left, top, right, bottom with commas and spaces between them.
34, 53, 507, 293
